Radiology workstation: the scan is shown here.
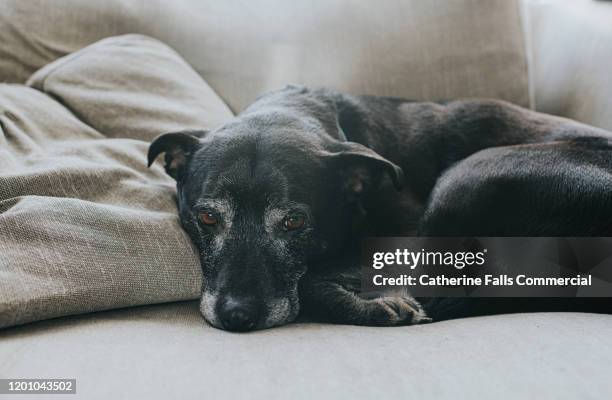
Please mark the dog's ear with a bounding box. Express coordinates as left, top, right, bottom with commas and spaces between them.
147, 130, 204, 179
317, 91, 403, 192
321, 141, 405, 193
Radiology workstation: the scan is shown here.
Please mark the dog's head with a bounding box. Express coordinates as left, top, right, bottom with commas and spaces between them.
148, 87, 403, 331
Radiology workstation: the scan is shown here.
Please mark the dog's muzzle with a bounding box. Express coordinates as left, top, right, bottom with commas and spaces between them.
217, 295, 260, 331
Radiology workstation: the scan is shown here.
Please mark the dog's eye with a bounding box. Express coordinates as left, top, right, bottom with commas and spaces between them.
284, 215, 305, 231
200, 211, 218, 226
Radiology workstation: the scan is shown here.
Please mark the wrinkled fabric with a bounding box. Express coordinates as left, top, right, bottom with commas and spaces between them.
0, 35, 234, 328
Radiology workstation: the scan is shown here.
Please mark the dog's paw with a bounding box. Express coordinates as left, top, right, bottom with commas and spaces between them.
299, 276, 431, 327
369, 296, 431, 326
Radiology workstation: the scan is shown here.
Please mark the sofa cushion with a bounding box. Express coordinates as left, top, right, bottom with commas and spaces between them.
0, 35, 233, 329
27, 34, 233, 139
1, 302, 610, 400
525, 0, 612, 131
0, 0, 531, 111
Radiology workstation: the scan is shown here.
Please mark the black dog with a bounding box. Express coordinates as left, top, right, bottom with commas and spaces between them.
148, 86, 612, 331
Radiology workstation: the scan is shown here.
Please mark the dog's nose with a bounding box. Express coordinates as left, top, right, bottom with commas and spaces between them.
218, 296, 259, 331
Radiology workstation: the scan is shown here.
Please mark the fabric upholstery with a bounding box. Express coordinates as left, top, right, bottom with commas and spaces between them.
27, 35, 233, 138
0, 35, 233, 329
0, 0, 531, 112
0, 3, 610, 398
525, 0, 612, 131
1, 302, 611, 400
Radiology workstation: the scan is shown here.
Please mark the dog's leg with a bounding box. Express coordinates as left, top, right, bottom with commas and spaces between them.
299, 263, 431, 326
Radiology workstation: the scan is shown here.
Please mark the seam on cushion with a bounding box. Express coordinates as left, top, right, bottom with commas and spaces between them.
26, 41, 103, 93
25, 35, 142, 91
15, 81, 106, 139
0, 197, 22, 214
517, 0, 536, 110
25, 34, 235, 126
22, 38, 138, 138
25, 39, 136, 138
35, 90, 107, 139
0, 84, 105, 141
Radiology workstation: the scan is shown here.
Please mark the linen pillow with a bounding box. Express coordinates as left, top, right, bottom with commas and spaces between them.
27, 34, 233, 140
0, 35, 233, 328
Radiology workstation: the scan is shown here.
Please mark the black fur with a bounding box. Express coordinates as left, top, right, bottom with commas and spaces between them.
148, 86, 612, 330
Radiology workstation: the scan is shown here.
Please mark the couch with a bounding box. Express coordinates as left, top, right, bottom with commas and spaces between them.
1, 1, 611, 399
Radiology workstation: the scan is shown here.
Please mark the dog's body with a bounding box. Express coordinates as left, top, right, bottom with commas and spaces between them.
149, 86, 612, 331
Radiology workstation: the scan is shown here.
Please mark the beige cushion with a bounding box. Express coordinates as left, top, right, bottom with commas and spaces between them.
2, 302, 611, 400
27, 34, 233, 139
0, 0, 531, 111
0, 35, 233, 329
525, 0, 612, 131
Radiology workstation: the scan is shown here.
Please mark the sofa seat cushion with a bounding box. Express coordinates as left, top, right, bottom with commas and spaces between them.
1, 302, 610, 400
